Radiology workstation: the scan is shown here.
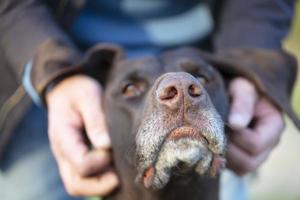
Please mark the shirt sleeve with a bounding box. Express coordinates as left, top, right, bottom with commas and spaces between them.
213, 0, 295, 51
0, 0, 82, 102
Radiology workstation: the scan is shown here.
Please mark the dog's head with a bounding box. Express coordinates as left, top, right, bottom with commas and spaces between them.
84, 44, 229, 191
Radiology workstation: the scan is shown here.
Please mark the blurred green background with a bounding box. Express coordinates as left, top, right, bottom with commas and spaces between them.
249, 1, 300, 200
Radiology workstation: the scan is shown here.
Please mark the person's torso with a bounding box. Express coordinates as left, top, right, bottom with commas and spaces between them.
70, 0, 214, 57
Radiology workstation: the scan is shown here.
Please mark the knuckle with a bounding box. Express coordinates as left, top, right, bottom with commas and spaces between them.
242, 160, 258, 173
75, 160, 92, 176
246, 138, 261, 156
65, 184, 81, 196
77, 165, 89, 176
88, 78, 102, 93
248, 148, 259, 157
250, 145, 262, 156
64, 176, 82, 196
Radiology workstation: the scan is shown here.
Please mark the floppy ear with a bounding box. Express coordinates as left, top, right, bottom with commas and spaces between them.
200, 49, 300, 130
78, 43, 124, 86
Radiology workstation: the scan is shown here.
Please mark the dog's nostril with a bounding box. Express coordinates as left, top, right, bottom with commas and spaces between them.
159, 86, 178, 100
188, 84, 201, 97
176, 161, 187, 170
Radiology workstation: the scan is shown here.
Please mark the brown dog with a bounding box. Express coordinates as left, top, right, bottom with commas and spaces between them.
77, 44, 300, 200
90, 45, 227, 200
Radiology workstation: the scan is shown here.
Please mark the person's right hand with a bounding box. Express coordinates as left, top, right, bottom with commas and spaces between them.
46, 74, 119, 196
226, 77, 284, 176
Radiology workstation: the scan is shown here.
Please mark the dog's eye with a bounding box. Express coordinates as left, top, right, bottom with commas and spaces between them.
195, 74, 208, 85
122, 82, 145, 99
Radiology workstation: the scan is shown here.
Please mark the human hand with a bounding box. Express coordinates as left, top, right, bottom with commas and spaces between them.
46, 75, 119, 196
226, 77, 284, 176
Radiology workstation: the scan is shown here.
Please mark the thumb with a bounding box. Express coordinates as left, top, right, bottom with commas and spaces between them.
229, 77, 258, 130
78, 84, 111, 149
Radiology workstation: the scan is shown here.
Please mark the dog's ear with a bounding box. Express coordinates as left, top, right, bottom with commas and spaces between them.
79, 43, 124, 86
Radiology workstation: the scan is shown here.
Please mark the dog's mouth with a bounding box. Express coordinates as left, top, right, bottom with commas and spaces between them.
167, 126, 209, 144
140, 126, 226, 189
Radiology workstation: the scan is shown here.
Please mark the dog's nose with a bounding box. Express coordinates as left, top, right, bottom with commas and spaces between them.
156, 72, 203, 109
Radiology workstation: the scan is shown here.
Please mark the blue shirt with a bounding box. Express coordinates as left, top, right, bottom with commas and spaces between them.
70, 0, 213, 57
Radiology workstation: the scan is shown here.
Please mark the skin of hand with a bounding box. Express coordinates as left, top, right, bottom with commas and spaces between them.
46, 74, 119, 196
226, 77, 285, 176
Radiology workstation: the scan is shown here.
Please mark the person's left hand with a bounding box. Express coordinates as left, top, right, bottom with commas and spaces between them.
226, 77, 285, 176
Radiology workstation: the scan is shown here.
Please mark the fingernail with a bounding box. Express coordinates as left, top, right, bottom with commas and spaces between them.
229, 112, 247, 129
94, 132, 111, 149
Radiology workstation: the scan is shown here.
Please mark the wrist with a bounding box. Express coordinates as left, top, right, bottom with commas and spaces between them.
45, 74, 101, 106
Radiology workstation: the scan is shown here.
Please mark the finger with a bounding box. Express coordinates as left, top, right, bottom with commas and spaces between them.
226, 142, 271, 176
230, 98, 284, 156
49, 119, 111, 176
48, 105, 89, 169
254, 98, 285, 136
250, 98, 284, 152
228, 78, 258, 129
78, 85, 111, 149
229, 127, 279, 157
59, 159, 119, 197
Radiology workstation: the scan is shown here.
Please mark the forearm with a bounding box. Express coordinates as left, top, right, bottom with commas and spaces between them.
0, 0, 82, 98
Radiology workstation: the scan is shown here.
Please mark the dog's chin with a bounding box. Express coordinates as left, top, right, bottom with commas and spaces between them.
140, 127, 225, 190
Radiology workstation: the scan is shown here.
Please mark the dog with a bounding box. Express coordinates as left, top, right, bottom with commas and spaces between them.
77, 44, 300, 200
